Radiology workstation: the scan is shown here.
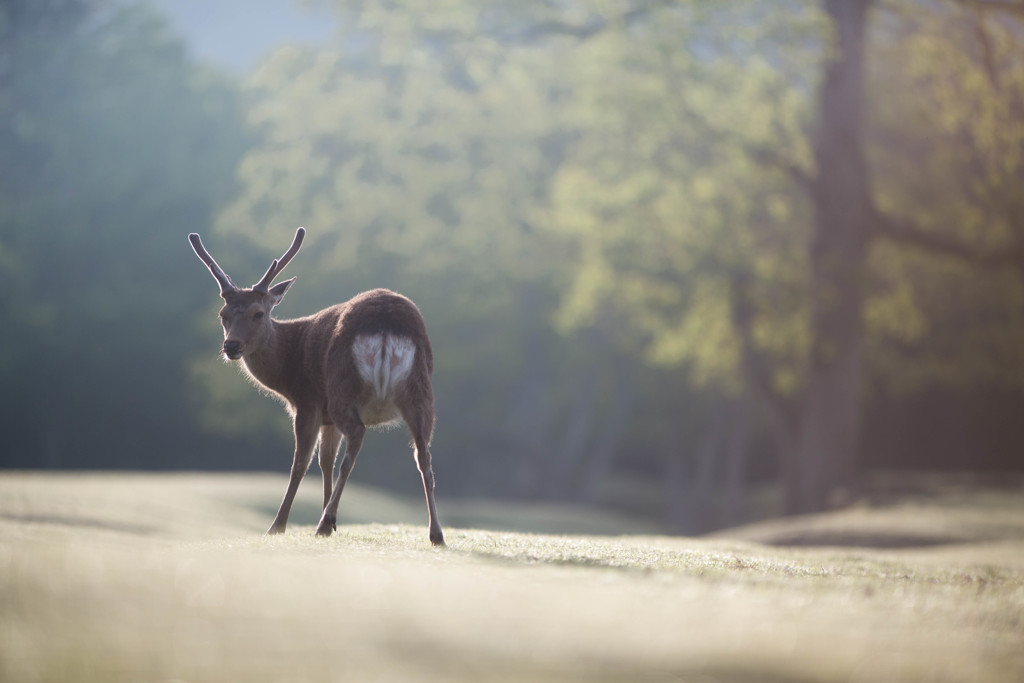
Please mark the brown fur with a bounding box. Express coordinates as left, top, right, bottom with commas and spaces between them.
189, 230, 444, 546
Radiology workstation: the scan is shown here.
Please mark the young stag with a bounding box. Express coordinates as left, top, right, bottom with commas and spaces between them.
188, 227, 444, 546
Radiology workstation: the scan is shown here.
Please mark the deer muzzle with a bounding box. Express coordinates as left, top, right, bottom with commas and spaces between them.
223, 340, 243, 360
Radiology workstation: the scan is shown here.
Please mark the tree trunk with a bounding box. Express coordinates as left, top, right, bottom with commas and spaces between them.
667, 405, 728, 534
575, 373, 632, 502
720, 397, 750, 528
546, 371, 598, 499
792, 0, 874, 513
729, 273, 802, 515
501, 286, 556, 497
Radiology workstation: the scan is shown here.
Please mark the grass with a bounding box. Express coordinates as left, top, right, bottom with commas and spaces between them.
0, 472, 1022, 682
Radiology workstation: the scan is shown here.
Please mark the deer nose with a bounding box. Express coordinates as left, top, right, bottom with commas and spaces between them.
223, 340, 242, 359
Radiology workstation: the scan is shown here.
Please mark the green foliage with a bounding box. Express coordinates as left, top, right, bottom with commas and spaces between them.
0, 0, 249, 466
218, 31, 557, 279
866, 1, 1024, 392
543, 2, 821, 395
541, 0, 1024, 406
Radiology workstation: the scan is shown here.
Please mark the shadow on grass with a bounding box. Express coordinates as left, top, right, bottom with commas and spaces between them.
0, 512, 158, 536
393, 637, 815, 683
462, 549, 633, 572
752, 530, 974, 549
447, 538, 673, 575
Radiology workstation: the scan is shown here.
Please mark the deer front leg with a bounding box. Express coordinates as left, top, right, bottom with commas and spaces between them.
267, 409, 319, 535
318, 425, 342, 512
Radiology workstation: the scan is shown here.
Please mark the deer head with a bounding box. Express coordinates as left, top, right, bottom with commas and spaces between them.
188, 228, 305, 360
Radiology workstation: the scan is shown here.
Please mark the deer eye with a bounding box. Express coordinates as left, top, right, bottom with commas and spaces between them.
253, 311, 265, 321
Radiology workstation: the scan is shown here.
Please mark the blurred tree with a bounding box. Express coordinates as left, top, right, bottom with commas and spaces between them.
0, 0, 249, 468
786, 0, 876, 513
867, 0, 1024, 391
0, 0, 1012, 533
789, 0, 1024, 511
534, 1, 824, 519
518, 0, 1024, 515
210, 0, 1020, 518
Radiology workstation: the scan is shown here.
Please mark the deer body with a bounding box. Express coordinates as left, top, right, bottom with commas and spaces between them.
189, 229, 444, 546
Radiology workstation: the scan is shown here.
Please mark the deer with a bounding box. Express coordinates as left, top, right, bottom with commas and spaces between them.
188, 227, 445, 546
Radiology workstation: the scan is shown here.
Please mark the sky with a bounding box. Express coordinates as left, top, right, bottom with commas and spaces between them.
146, 0, 338, 73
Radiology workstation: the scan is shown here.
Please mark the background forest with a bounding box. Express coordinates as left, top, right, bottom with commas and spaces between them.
3, 0, 1024, 532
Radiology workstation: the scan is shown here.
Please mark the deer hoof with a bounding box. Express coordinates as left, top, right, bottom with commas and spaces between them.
266, 524, 286, 535
430, 530, 446, 547
315, 518, 335, 537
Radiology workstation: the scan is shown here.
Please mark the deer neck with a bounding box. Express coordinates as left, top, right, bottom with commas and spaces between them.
241, 319, 291, 395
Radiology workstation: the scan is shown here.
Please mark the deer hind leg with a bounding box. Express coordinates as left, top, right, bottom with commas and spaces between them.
402, 401, 445, 547
267, 409, 319, 535
316, 406, 365, 538
318, 425, 342, 512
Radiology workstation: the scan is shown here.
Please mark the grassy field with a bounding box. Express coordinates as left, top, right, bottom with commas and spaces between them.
1, 472, 1022, 682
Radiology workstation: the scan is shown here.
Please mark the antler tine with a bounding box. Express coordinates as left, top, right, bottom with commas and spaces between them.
253, 227, 306, 293
188, 233, 236, 296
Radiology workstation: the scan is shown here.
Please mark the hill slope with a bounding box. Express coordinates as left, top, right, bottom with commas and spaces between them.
1, 472, 1022, 682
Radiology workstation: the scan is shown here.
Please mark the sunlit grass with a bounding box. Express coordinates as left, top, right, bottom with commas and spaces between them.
1, 472, 1022, 682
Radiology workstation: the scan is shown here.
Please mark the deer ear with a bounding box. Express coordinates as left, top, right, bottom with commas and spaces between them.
268, 277, 295, 307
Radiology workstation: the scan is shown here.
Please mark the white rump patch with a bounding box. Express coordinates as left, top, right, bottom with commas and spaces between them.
353, 334, 416, 400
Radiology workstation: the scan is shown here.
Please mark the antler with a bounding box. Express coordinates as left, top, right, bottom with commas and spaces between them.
253, 227, 305, 293
188, 233, 236, 296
